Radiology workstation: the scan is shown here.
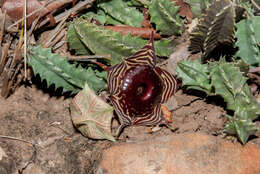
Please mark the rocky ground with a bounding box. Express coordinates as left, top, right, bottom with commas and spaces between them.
0, 85, 259, 174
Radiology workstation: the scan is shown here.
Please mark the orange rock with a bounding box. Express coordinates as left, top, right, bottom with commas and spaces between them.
161, 105, 172, 123
97, 133, 260, 174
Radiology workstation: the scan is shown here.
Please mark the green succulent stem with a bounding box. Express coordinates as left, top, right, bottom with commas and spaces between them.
177, 59, 260, 144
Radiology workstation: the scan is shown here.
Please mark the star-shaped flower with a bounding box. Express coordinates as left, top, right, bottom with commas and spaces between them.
107, 33, 177, 135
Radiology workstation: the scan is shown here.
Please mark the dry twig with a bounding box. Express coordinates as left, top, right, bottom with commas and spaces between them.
251, 0, 260, 11
6, 0, 55, 31
27, 14, 42, 44
0, 135, 38, 173
23, 0, 28, 79
249, 67, 260, 73
37, 0, 96, 28
0, 11, 6, 45
68, 55, 110, 61
0, 41, 11, 75
249, 73, 260, 84
43, 16, 68, 47
0, 135, 33, 145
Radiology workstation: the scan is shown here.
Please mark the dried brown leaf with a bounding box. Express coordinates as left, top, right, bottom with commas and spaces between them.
172, 0, 193, 23
2, 0, 75, 28
141, 8, 152, 28
2, 0, 49, 27
105, 25, 162, 39
70, 83, 115, 141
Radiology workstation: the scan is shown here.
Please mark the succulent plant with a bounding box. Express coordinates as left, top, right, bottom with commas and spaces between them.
107, 33, 177, 136
189, 0, 235, 60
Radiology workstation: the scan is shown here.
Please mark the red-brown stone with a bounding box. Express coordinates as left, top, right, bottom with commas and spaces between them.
97, 133, 260, 174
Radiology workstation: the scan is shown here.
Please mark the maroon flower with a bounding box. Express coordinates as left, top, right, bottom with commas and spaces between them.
107, 33, 177, 135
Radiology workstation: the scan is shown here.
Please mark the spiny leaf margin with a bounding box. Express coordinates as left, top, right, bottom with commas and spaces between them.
189, 0, 235, 60
177, 59, 260, 144
67, 23, 91, 55
235, 16, 260, 66
98, 0, 144, 27
148, 0, 183, 35
68, 18, 172, 65
28, 45, 106, 93
176, 59, 212, 94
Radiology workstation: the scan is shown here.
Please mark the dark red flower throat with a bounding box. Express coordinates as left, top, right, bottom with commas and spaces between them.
107, 32, 177, 135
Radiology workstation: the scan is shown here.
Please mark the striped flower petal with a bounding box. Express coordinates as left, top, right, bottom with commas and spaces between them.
107, 33, 177, 135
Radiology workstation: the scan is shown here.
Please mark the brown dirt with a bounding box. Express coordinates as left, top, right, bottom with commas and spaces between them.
0, 85, 259, 173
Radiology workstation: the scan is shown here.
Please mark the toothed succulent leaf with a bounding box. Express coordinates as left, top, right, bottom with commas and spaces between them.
235, 16, 260, 66
67, 24, 91, 55
177, 59, 260, 144
98, 0, 144, 27
176, 59, 212, 94
154, 39, 172, 57
209, 60, 256, 112
28, 46, 106, 93
68, 18, 172, 65
118, 32, 172, 57
84, 10, 122, 25
189, 0, 235, 60
225, 114, 258, 145
73, 19, 133, 65
210, 60, 260, 144
126, 0, 146, 7
148, 0, 183, 35
185, 0, 212, 17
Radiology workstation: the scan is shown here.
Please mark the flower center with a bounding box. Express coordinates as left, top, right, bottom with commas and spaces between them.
136, 83, 146, 96
120, 65, 163, 118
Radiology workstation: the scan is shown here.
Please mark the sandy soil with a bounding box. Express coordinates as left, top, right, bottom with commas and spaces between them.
0, 85, 259, 173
